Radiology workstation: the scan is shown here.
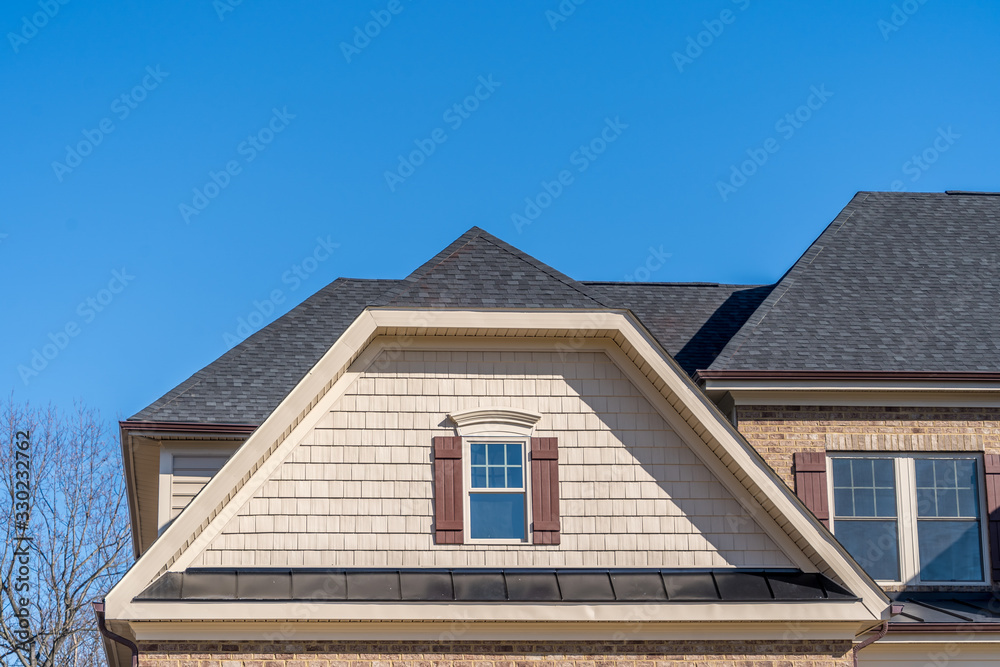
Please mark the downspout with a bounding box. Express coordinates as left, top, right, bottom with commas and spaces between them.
852, 604, 904, 667
93, 601, 139, 667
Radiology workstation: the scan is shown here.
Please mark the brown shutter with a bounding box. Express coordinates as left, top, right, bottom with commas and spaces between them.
984, 455, 1000, 582
531, 437, 560, 544
793, 451, 829, 528
433, 436, 463, 544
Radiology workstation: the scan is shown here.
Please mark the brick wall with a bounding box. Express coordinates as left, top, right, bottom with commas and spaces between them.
138, 639, 853, 666
736, 405, 1000, 488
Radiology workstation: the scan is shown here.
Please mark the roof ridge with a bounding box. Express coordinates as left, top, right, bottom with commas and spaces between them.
708, 191, 872, 370
475, 231, 611, 308
372, 226, 612, 308
585, 281, 771, 288
370, 227, 485, 306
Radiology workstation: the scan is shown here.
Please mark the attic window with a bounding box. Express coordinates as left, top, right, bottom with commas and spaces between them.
468, 442, 527, 540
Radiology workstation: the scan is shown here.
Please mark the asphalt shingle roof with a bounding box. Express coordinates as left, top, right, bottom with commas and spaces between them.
372, 227, 610, 309
710, 192, 1000, 372
584, 282, 773, 375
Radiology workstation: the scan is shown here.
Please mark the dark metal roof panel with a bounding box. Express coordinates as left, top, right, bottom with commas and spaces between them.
135, 568, 855, 604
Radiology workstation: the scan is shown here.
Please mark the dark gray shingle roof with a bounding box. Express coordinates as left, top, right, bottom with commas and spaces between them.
710, 192, 1000, 372
584, 282, 773, 375
373, 227, 610, 309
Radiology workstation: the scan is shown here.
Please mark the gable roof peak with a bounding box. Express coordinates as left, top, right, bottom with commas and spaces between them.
372, 226, 612, 309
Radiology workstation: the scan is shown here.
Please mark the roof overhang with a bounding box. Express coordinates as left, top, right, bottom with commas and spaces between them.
105, 308, 891, 635
696, 370, 1000, 407
119, 421, 255, 558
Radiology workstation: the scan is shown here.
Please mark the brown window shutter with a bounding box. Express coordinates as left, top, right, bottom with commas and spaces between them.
531, 437, 560, 544
433, 436, 463, 544
793, 451, 829, 528
984, 455, 1000, 583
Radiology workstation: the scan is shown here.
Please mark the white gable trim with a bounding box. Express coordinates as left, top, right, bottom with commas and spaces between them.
106, 309, 889, 623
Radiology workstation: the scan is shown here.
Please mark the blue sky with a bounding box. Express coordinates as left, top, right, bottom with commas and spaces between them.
2, 0, 998, 422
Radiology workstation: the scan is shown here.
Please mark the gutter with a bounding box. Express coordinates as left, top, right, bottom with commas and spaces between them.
119, 419, 258, 435
695, 370, 1000, 383
852, 604, 904, 667
887, 622, 1000, 633
93, 601, 138, 667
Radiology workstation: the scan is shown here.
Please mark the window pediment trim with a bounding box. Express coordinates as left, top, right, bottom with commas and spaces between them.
448, 406, 542, 437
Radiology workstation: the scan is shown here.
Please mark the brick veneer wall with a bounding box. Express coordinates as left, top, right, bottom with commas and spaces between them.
736, 405, 1000, 488
138, 639, 853, 666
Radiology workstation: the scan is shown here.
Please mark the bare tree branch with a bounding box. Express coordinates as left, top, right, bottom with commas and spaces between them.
0, 396, 131, 667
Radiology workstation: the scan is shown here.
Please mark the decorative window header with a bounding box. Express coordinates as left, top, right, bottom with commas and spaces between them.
447, 406, 542, 437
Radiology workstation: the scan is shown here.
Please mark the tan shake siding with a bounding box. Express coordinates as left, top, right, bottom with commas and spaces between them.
138, 640, 854, 666
737, 405, 1000, 487
192, 349, 791, 568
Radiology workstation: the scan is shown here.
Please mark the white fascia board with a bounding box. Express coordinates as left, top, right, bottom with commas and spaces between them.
131, 619, 865, 642
721, 388, 1000, 408
127, 599, 873, 626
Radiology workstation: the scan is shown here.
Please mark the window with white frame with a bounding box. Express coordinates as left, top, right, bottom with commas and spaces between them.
830, 454, 987, 584
467, 441, 527, 540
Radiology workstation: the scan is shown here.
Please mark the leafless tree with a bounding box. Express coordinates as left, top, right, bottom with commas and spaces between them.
0, 396, 130, 667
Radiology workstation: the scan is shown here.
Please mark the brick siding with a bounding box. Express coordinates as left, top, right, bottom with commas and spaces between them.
737, 405, 1000, 488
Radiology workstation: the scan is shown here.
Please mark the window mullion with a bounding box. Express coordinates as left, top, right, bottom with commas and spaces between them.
898, 456, 919, 585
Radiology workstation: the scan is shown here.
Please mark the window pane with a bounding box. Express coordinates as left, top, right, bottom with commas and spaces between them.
487, 444, 506, 466
507, 466, 523, 488
875, 487, 897, 517
488, 466, 505, 488
918, 520, 983, 581
470, 493, 525, 539
834, 487, 854, 517
507, 443, 522, 465
936, 488, 959, 517
470, 444, 487, 466
853, 460, 874, 487
835, 520, 900, 581
854, 488, 876, 517
470, 466, 487, 488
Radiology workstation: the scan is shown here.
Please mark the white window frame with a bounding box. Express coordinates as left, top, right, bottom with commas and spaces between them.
827, 452, 991, 586
463, 438, 531, 544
